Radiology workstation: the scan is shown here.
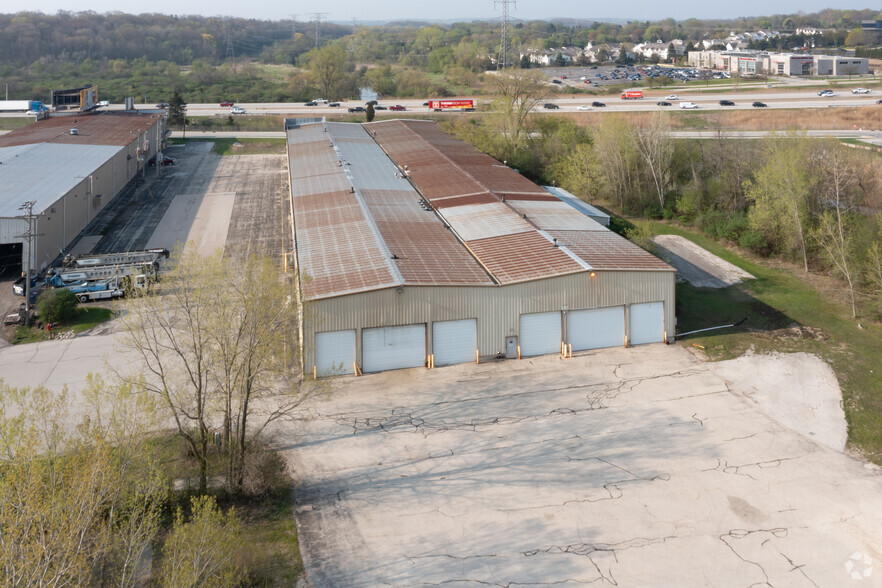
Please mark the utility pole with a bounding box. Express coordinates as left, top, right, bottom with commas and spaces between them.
494, 0, 516, 70
310, 13, 328, 49
16, 201, 37, 326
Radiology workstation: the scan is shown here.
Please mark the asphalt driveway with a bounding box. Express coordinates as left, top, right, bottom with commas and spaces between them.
283, 344, 882, 586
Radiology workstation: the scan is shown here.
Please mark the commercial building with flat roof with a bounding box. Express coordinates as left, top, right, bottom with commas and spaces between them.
687, 50, 869, 76
0, 111, 166, 275
288, 119, 676, 376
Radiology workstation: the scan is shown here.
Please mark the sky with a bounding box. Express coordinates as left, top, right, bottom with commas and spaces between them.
12, 2, 875, 23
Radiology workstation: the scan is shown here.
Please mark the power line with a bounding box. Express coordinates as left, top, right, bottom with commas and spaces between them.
309, 13, 328, 49
494, 0, 516, 70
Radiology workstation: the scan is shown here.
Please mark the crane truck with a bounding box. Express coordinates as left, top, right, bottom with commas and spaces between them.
62, 248, 169, 268
45, 261, 157, 286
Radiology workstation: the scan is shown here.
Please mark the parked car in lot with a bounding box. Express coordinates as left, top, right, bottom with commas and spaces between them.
389, 105, 406, 111
348, 106, 366, 113
591, 101, 606, 107
818, 90, 836, 97
543, 103, 559, 109
219, 101, 234, 107
852, 88, 871, 94
680, 102, 698, 109
752, 101, 768, 107
576, 105, 593, 111
657, 101, 671, 106
719, 100, 735, 106
230, 106, 246, 114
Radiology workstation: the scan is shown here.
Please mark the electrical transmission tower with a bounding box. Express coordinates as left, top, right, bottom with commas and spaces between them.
494, 0, 516, 70
310, 13, 328, 49
225, 25, 235, 60
290, 15, 300, 38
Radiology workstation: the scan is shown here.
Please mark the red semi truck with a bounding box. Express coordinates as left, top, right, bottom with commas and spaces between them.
620, 90, 644, 99
429, 99, 475, 111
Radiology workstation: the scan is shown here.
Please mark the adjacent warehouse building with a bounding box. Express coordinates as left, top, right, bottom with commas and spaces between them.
287, 119, 676, 376
687, 49, 869, 76
0, 111, 166, 275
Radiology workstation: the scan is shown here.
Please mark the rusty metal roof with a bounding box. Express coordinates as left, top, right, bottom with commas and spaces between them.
0, 111, 163, 148
287, 120, 673, 299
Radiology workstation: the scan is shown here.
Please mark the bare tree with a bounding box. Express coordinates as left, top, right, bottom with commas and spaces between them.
488, 67, 547, 153
117, 246, 320, 493
633, 111, 674, 210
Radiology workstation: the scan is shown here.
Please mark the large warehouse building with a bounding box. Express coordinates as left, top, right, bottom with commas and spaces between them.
0, 111, 166, 275
287, 119, 676, 376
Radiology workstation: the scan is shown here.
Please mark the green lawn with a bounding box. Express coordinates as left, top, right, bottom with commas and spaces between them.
169, 137, 287, 155
12, 307, 113, 344
644, 222, 882, 462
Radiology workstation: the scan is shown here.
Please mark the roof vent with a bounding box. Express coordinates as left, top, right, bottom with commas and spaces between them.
553, 238, 558, 247
70, 128, 78, 135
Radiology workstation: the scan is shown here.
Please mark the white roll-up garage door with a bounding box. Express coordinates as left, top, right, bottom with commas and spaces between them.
519, 311, 562, 357
433, 319, 477, 367
315, 330, 356, 376
362, 324, 426, 373
630, 302, 665, 345
567, 306, 625, 351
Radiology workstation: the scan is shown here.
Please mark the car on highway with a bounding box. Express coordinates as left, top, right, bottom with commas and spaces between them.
155, 102, 169, 108
560, 75, 567, 79
719, 100, 735, 106
304, 101, 318, 106
680, 102, 698, 109
348, 106, 366, 113
576, 105, 593, 111
818, 90, 836, 97
552, 79, 562, 84
657, 101, 671, 106
365, 100, 378, 105
877, 99, 882, 104
852, 88, 871, 94
543, 103, 560, 109
329, 102, 341, 107
230, 106, 246, 114
219, 101, 234, 107
752, 101, 768, 107
591, 101, 606, 107
374, 105, 387, 110
665, 94, 679, 101
388, 105, 406, 111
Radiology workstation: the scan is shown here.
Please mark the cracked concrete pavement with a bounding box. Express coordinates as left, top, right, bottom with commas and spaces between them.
282, 344, 882, 587
653, 234, 754, 288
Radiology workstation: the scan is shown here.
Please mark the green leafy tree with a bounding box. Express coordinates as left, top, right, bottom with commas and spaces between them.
745, 135, 816, 271
306, 44, 349, 101
37, 288, 78, 323
366, 103, 375, 122
159, 495, 245, 588
168, 89, 187, 126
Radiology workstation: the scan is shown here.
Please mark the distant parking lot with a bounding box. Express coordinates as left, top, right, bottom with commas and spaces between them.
542, 64, 726, 89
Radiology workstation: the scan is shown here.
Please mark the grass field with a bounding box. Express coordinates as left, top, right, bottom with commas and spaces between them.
169, 137, 287, 154
643, 221, 882, 463
12, 306, 114, 344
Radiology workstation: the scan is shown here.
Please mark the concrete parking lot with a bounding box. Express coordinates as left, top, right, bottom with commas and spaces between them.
284, 344, 881, 586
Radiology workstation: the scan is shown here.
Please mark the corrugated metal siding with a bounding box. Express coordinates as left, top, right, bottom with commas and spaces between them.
304, 270, 675, 368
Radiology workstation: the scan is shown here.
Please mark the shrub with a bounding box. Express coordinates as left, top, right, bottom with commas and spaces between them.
37, 289, 78, 323
739, 229, 771, 254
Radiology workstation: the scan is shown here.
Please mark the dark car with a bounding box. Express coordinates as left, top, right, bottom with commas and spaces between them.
591, 101, 606, 107
149, 156, 175, 166
329, 102, 341, 107
657, 101, 671, 106
155, 102, 169, 108
219, 101, 234, 107
305, 101, 318, 106
422, 101, 430, 106
876, 99, 882, 104
389, 105, 406, 111
543, 103, 560, 109
374, 105, 387, 110
348, 106, 366, 113
552, 79, 562, 84
752, 101, 768, 107
719, 100, 735, 106
365, 100, 378, 105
